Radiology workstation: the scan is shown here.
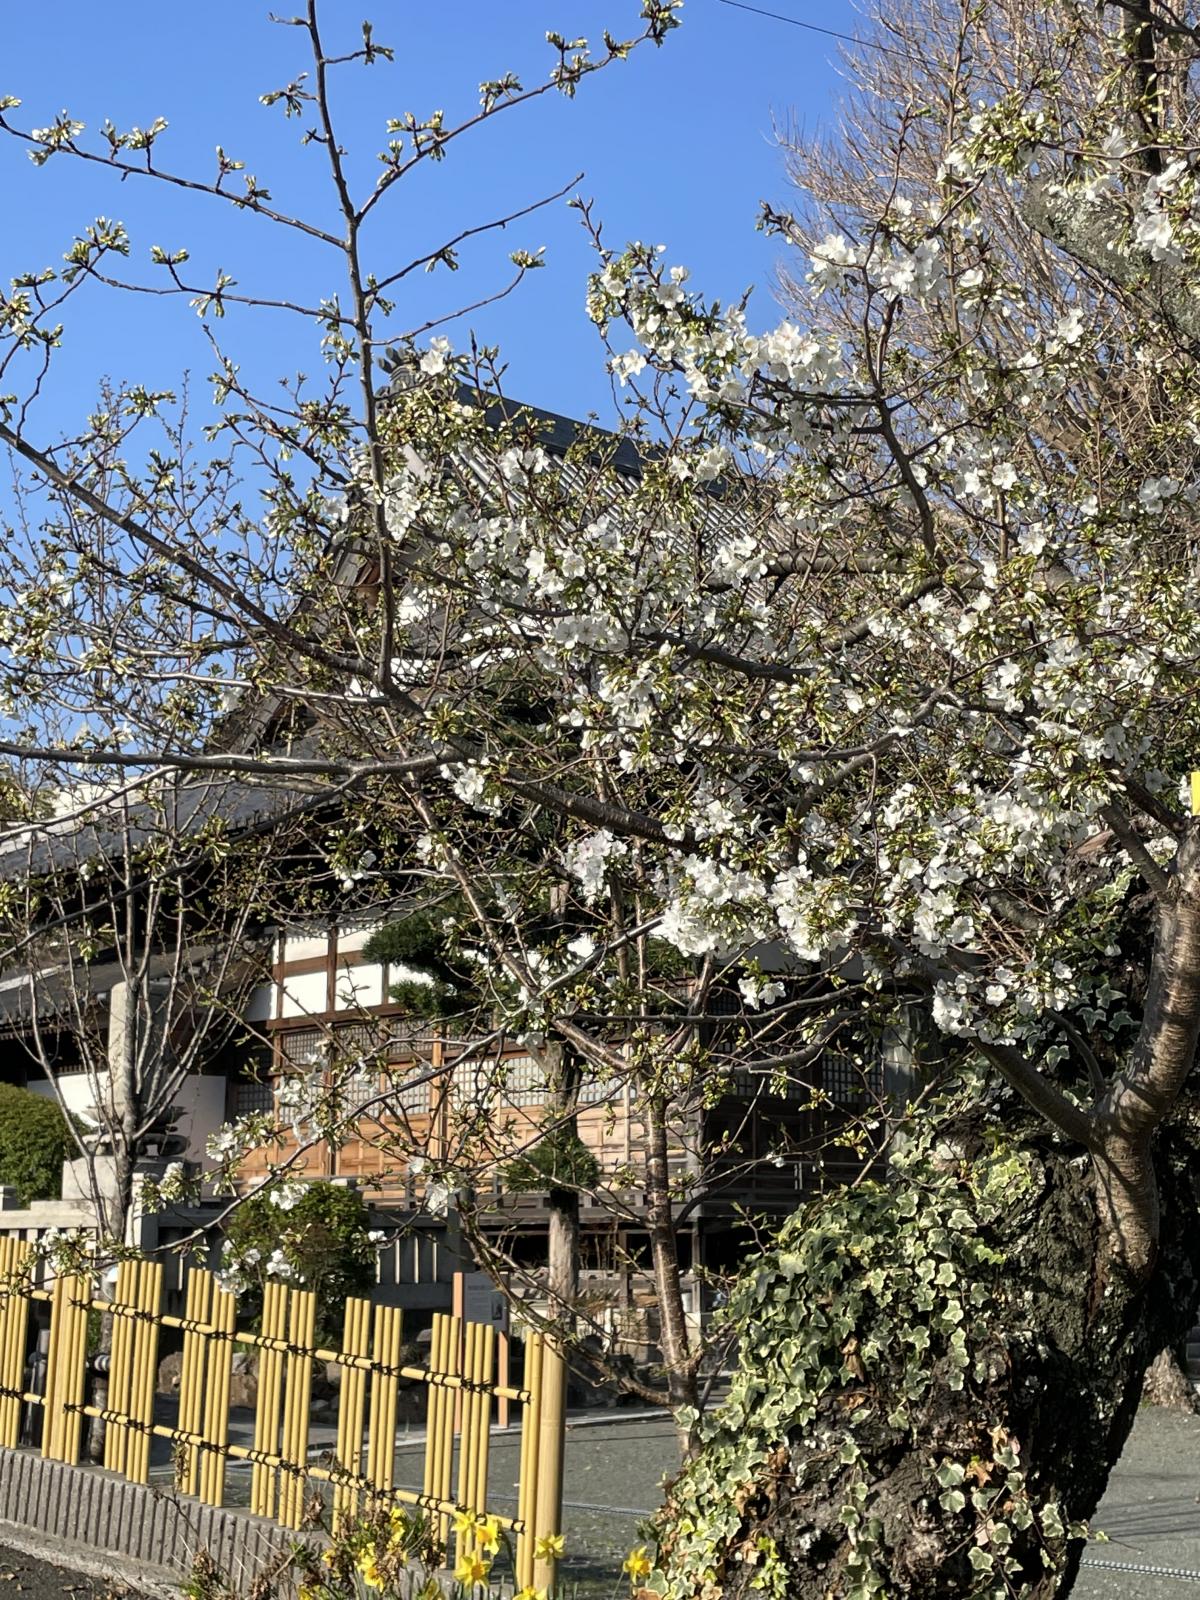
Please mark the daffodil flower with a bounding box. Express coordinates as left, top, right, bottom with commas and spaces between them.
534, 1532, 565, 1561
357, 1555, 384, 1590
623, 1546, 653, 1581
355, 1543, 386, 1591
453, 1509, 482, 1539
453, 1552, 491, 1587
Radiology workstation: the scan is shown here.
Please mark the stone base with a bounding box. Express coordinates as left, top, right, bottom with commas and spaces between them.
0, 1450, 311, 1596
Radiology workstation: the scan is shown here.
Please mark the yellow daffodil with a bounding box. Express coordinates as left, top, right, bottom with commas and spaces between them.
320, 1546, 337, 1568
356, 1550, 384, 1590
534, 1532, 565, 1561
623, 1547, 653, 1582
514, 1588, 547, 1600
453, 1509, 482, 1539
453, 1552, 491, 1587
298, 1587, 318, 1600
476, 1515, 502, 1555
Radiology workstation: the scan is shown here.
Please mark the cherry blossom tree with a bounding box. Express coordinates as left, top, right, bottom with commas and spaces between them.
2, 0, 1200, 1594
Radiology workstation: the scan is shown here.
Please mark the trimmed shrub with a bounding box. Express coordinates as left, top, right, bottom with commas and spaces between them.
0, 1082, 73, 1205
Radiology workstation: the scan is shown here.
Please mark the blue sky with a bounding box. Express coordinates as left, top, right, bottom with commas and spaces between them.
1, 1, 855, 438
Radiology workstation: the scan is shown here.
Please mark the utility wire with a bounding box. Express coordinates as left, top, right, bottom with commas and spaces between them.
716, 0, 912, 59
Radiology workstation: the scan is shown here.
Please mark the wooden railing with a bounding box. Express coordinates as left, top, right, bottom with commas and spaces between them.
0, 1238, 567, 1592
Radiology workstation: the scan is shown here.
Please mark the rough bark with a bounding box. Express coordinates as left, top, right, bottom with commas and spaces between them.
547, 1184, 581, 1328
656, 1104, 1200, 1599
544, 1035, 584, 1335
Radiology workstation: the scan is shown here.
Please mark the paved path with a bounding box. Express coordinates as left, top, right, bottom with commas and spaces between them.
1075, 1406, 1200, 1597
533, 1404, 1200, 1596
22, 1402, 1200, 1596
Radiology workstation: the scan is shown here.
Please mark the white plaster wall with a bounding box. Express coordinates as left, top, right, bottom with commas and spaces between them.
336, 960, 384, 1010
278, 968, 329, 1018
336, 921, 385, 956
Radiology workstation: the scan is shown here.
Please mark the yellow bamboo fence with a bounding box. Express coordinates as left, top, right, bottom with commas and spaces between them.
0, 1247, 567, 1591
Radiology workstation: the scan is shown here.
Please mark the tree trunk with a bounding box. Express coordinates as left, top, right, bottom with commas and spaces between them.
643, 1093, 699, 1434
547, 1184, 580, 1327
544, 1037, 583, 1335
656, 1106, 1200, 1599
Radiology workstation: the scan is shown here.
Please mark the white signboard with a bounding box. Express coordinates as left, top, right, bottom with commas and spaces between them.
460, 1271, 510, 1334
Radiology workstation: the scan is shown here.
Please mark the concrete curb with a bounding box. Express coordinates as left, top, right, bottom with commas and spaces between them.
0, 1450, 312, 1596
0, 1516, 178, 1599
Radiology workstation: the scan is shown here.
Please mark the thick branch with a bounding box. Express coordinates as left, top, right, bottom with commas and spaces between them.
1021, 181, 1200, 347
1098, 824, 1200, 1139
975, 1040, 1097, 1147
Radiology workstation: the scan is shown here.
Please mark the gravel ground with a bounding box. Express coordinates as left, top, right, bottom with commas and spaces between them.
0, 1547, 143, 1599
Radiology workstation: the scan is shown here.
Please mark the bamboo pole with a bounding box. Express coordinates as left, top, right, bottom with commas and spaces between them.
200, 1280, 236, 1507
365, 1303, 402, 1510
333, 1296, 371, 1532
0, 1240, 15, 1450
60, 1273, 88, 1465
384, 1306, 404, 1499
128, 1260, 163, 1485
496, 1330, 510, 1431
278, 1285, 300, 1528
453, 1321, 479, 1568
515, 1332, 544, 1591
454, 1320, 495, 1565
0, 1240, 29, 1448
285, 1288, 317, 1529
252, 1280, 287, 1519
57, 1301, 528, 1396
178, 1268, 213, 1498
41, 1273, 65, 1460
122, 1263, 146, 1480
439, 1311, 462, 1550
104, 1261, 134, 1475
0, 1239, 11, 1449
421, 1315, 446, 1539
452, 1274, 464, 1436
265, 1278, 291, 1511
473, 1323, 494, 1540
531, 1334, 567, 1594
279, 1287, 316, 1529
123, 1264, 148, 1482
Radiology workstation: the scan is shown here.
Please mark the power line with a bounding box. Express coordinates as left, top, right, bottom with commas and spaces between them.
716, 0, 912, 60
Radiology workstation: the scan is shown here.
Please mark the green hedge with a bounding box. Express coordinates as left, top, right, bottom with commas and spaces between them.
0, 1082, 73, 1205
